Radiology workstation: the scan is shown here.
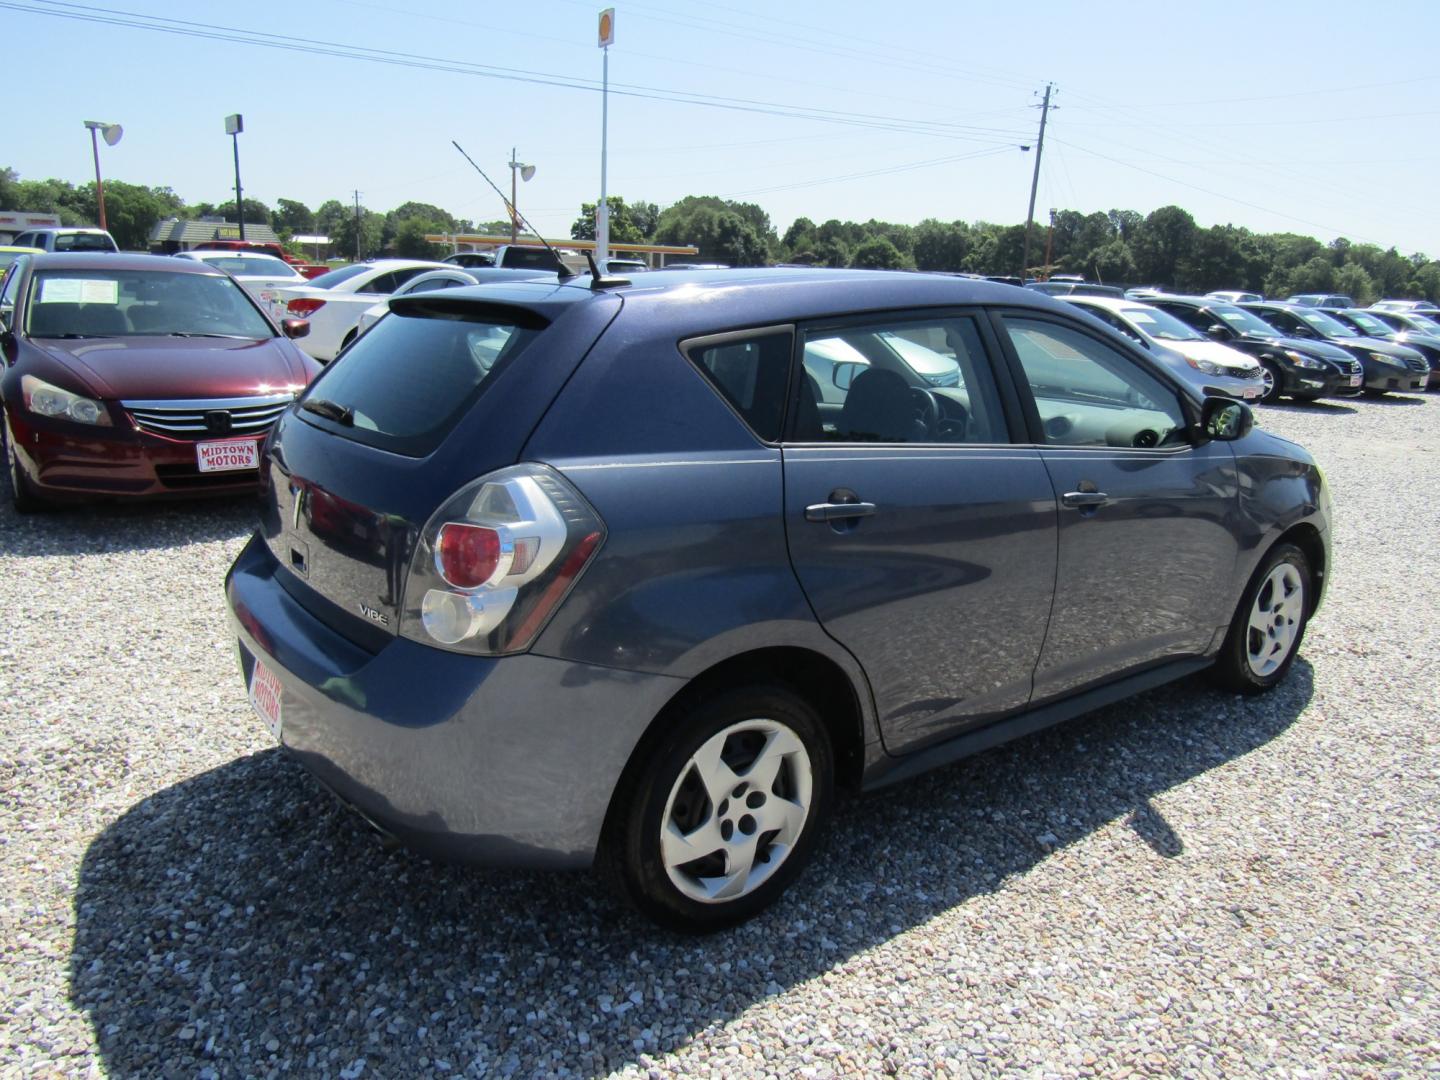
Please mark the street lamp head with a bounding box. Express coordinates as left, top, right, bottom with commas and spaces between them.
520, 164, 536, 183
83, 120, 123, 146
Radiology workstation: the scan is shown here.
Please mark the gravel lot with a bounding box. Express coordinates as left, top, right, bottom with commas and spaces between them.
2, 394, 1437, 1079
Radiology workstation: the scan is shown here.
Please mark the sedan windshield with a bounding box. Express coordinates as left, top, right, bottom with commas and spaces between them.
1118, 306, 1203, 341
304, 265, 369, 289
198, 255, 302, 278
1296, 308, 1357, 337
27, 269, 274, 339
1344, 312, 1395, 337
1213, 304, 1281, 338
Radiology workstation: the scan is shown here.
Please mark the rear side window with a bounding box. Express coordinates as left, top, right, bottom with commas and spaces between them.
683, 329, 793, 442
298, 303, 545, 456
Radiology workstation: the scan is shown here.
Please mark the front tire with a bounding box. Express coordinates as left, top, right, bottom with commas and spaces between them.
1258, 360, 1282, 403
3, 416, 43, 514
604, 685, 834, 932
1212, 542, 1311, 694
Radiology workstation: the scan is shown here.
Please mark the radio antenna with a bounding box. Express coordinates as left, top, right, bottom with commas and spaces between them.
451, 140, 577, 280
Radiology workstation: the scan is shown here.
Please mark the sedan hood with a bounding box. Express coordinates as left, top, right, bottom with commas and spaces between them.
1172, 339, 1259, 371
36, 335, 309, 400
1250, 334, 1353, 363
1341, 336, 1425, 361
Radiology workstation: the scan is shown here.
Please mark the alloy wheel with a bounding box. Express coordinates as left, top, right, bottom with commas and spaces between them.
1246, 562, 1305, 677
1259, 365, 1276, 400
659, 718, 812, 904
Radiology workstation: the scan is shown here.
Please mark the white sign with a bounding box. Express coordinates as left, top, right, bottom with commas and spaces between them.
598, 7, 615, 46
38, 278, 119, 304
196, 439, 260, 473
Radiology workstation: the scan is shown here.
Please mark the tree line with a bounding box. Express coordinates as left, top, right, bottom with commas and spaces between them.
4, 166, 1437, 303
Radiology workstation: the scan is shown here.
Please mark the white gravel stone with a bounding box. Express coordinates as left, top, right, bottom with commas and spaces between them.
1, 394, 1438, 1078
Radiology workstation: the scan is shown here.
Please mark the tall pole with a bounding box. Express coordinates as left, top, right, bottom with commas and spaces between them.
1043, 208, 1056, 281
88, 126, 107, 231
231, 131, 245, 241
510, 146, 519, 244
1020, 82, 1053, 281
597, 43, 610, 265
353, 190, 362, 261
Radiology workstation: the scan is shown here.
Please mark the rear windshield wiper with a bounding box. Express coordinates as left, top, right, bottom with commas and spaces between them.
301, 397, 354, 426
166, 331, 253, 339
35, 333, 95, 339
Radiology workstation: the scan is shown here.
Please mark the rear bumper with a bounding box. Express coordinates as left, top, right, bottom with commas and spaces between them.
6, 407, 263, 499
225, 533, 684, 868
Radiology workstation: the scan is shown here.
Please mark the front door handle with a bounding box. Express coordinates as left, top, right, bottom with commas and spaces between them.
805, 500, 877, 522
1061, 490, 1109, 508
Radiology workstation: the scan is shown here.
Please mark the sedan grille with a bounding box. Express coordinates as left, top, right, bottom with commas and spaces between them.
122, 393, 294, 439
1333, 358, 1362, 375
1402, 355, 1428, 373
1235, 366, 1264, 380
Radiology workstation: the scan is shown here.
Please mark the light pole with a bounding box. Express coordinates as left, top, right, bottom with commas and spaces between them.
597, 8, 615, 264
224, 114, 245, 240
507, 149, 535, 245
82, 120, 123, 231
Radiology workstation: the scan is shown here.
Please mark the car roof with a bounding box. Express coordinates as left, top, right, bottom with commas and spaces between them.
29, 252, 224, 274
0, 245, 44, 254
22, 226, 110, 235
405, 267, 1071, 326
1061, 295, 1151, 314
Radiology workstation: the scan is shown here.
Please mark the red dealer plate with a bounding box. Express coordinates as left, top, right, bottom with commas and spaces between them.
197, 439, 260, 473
249, 657, 283, 740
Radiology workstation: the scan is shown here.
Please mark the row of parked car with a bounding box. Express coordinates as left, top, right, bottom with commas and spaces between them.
0, 245, 1354, 928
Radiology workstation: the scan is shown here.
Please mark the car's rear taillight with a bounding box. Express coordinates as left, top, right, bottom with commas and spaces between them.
287, 297, 326, 317
399, 464, 605, 655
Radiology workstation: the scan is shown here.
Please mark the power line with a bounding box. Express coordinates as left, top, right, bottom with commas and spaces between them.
3, 1, 1031, 145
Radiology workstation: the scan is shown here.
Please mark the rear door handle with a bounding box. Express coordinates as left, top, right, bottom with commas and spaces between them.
805, 501, 878, 522
1061, 490, 1109, 508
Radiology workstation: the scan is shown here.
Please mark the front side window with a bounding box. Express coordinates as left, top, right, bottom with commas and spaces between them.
797, 316, 1005, 444
1295, 308, 1356, 337
1001, 316, 1186, 449
305, 265, 370, 289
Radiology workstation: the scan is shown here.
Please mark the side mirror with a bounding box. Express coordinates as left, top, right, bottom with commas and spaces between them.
1205, 323, 1229, 339
1200, 397, 1253, 442
281, 318, 310, 340
1289, 324, 1314, 339
833, 361, 865, 391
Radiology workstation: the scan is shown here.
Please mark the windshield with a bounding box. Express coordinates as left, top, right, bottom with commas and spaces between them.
198, 254, 302, 278
305, 265, 370, 289
1295, 308, 1357, 337
1118, 305, 1203, 341
1411, 315, 1440, 335
1344, 312, 1394, 337
52, 232, 116, 252
27, 269, 274, 339
1213, 304, 1281, 337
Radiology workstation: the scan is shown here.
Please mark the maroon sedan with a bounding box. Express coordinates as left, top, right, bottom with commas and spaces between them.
0, 252, 319, 510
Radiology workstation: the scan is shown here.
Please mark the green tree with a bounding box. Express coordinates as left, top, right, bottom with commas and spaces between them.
1132, 205, 1197, 285
653, 198, 770, 265
570, 195, 646, 244
910, 219, 969, 271
212, 198, 271, 226
333, 205, 384, 260
392, 217, 441, 259
1334, 263, 1376, 305
314, 199, 350, 240
74, 180, 184, 249
273, 198, 313, 236
849, 237, 907, 270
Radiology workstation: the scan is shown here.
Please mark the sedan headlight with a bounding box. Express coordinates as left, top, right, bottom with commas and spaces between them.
1283, 350, 1325, 370
20, 375, 112, 426
1184, 356, 1228, 377
1369, 351, 1404, 367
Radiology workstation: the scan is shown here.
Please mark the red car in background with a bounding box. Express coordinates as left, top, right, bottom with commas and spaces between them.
0, 252, 319, 510
192, 240, 330, 280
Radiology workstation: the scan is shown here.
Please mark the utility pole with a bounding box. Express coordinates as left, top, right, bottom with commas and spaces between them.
510, 146, 519, 244
352, 190, 362, 261
1020, 82, 1054, 282
1043, 207, 1056, 281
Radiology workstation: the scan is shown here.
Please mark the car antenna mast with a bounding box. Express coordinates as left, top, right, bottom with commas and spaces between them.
451, 140, 577, 281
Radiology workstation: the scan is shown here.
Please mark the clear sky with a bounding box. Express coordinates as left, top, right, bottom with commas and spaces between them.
7, 0, 1439, 254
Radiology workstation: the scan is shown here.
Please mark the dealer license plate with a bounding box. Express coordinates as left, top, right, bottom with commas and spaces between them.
1242, 388, 1260, 400
249, 657, 284, 740
197, 439, 260, 473
1349, 374, 1362, 387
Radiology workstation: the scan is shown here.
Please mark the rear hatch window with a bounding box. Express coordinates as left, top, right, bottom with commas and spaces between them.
296, 300, 547, 456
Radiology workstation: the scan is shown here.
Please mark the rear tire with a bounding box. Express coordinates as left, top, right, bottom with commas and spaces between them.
1211, 542, 1311, 695
603, 684, 834, 932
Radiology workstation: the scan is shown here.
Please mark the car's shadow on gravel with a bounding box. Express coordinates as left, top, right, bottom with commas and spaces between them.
0, 496, 254, 556
1262, 399, 1356, 415
70, 662, 1313, 1078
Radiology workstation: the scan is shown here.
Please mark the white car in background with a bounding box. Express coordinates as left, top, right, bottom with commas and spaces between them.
271, 259, 451, 362
174, 250, 307, 320
351, 267, 561, 343
1064, 295, 1267, 402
